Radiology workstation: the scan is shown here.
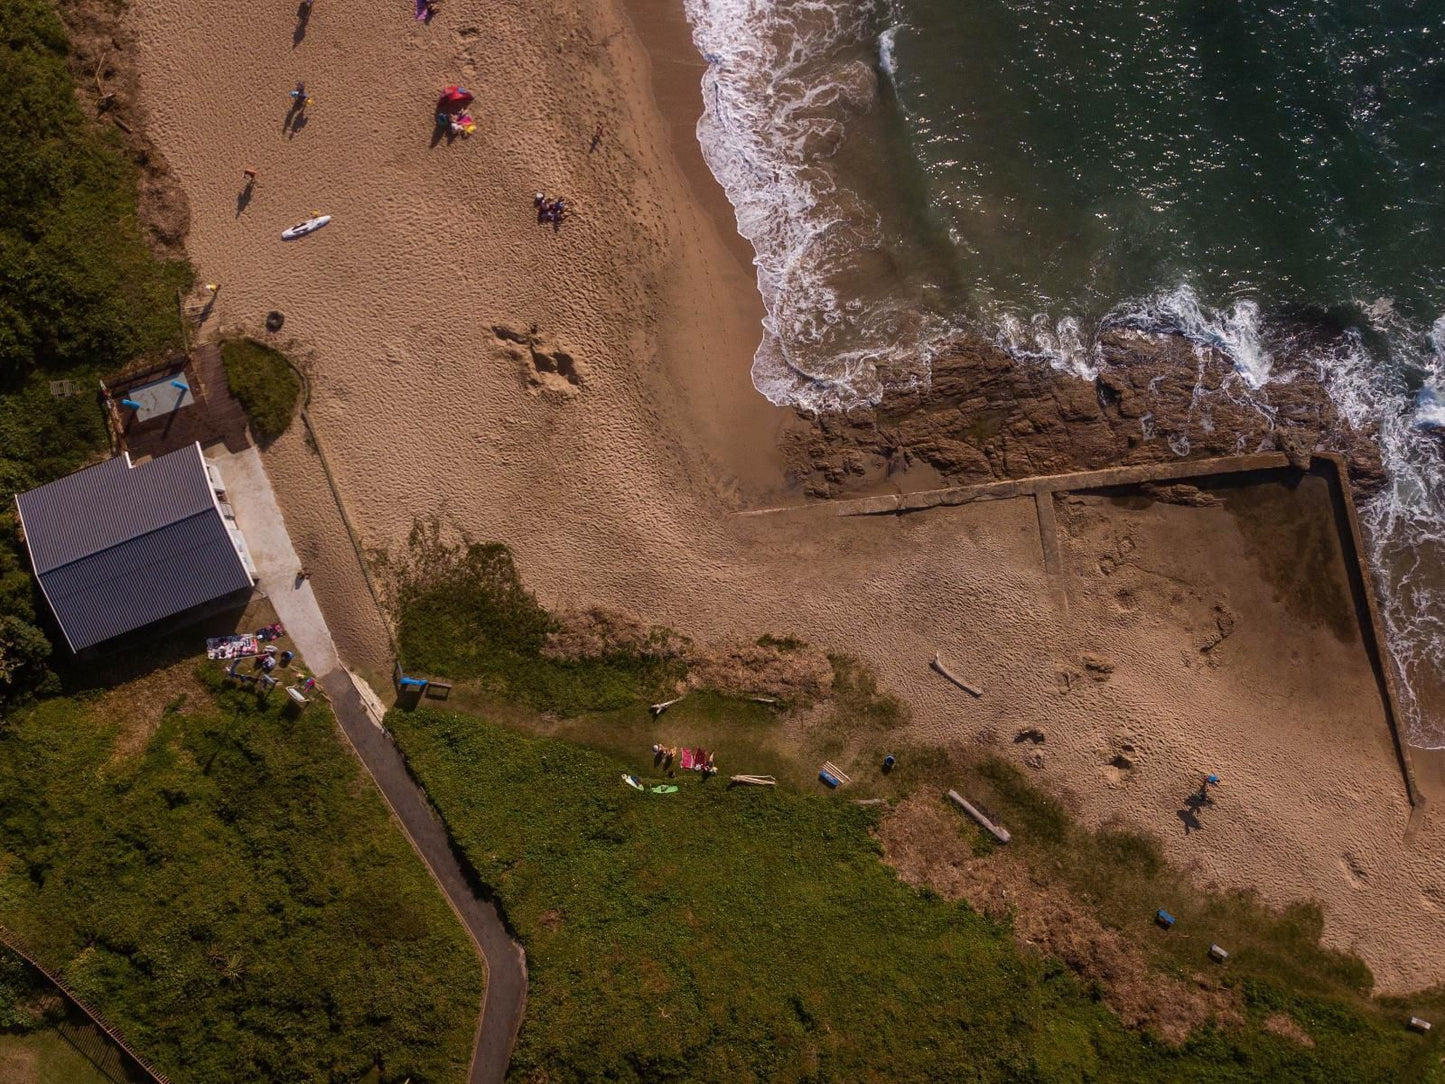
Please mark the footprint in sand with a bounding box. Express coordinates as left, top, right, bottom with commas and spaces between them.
1339, 853, 1369, 887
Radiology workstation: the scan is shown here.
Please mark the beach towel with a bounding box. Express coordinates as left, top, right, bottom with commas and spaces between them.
680, 748, 699, 770
207, 634, 259, 660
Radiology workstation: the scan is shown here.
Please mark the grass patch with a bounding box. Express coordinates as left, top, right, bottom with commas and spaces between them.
827, 653, 910, 730
219, 338, 300, 443
394, 532, 683, 715
0, 1027, 134, 1084
389, 708, 1442, 1082
0, 668, 482, 1083
913, 754, 1445, 1025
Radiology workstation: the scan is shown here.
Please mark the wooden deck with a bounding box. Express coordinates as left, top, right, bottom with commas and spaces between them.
109, 344, 250, 460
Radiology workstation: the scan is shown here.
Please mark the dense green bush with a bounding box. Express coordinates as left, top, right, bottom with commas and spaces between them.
219, 338, 300, 442
391, 708, 1443, 1083
396, 535, 684, 715
0, 0, 192, 711
0, 0, 189, 384
0, 677, 483, 1082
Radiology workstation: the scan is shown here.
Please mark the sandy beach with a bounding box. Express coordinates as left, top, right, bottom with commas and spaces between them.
128, 0, 1444, 997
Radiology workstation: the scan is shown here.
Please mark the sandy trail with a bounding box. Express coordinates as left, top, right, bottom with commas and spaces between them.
130, 0, 1443, 995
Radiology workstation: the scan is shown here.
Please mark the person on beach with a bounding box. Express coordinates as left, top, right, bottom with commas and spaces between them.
590, 122, 604, 153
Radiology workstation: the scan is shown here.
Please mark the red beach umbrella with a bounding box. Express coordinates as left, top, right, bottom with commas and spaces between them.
439, 85, 474, 109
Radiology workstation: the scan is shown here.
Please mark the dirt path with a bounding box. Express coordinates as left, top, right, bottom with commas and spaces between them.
214, 444, 526, 1084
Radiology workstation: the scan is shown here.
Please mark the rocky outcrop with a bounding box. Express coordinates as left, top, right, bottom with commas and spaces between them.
784, 329, 1384, 497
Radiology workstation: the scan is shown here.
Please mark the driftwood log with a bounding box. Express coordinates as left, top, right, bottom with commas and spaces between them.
947, 789, 1011, 843
729, 774, 776, 787
932, 653, 983, 697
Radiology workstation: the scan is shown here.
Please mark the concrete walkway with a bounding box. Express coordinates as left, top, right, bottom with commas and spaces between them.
213, 446, 527, 1084
212, 447, 342, 675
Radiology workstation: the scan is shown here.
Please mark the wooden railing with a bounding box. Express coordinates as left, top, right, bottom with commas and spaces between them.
0, 925, 171, 1084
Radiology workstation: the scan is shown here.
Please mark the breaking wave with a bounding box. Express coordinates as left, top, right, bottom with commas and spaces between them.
682, 0, 1445, 747
686, 0, 941, 412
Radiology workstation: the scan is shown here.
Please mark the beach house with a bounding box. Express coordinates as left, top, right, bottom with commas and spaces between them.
13, 442, 257, 652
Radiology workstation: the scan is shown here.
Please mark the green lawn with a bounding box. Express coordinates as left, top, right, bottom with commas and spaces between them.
219, 338, 300, 443
0, 668, 482, 1083
0, 1029, 132, 1084
389, 707, 1443, 1083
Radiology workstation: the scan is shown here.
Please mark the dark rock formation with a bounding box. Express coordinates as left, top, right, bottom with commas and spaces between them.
784, 330, 1384, 497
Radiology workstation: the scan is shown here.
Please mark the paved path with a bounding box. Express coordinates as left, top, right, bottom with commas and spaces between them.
214, 446, 527, 1084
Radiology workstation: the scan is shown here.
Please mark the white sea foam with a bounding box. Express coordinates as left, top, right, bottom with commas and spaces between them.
993, 310, 1101, 379
878, 24, 902, 79
683, 0, 1445, 745
997, 289, 1445, 748
1107, 286, 1273, 386
1327, 307, 1445, 749
686, 0, 939, 413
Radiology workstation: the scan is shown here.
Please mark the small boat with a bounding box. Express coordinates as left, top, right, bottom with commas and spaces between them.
281, 214, 332, 240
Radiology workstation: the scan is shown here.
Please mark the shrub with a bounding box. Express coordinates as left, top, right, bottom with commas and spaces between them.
219, 338, 300, 442
395, 532, 683, 715
0, 681, 482, 1081
0, 0, 190, 386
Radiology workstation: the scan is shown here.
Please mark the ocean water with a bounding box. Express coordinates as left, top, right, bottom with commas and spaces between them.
684, 0, 1445, 745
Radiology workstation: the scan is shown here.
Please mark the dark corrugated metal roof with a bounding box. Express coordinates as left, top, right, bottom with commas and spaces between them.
13, 444, 253, 652
16, 445, 216, 574
42, 511, 254, 650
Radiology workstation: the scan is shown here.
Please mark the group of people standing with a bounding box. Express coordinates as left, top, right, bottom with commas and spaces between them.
534, 192, 572, 231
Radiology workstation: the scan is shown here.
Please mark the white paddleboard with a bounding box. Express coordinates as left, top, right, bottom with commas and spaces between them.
281, 214, 332, 240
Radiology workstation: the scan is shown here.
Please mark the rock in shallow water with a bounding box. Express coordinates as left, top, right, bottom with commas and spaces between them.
785, 329, 1385, 498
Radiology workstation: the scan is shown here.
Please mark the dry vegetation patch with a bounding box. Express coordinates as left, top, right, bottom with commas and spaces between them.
99, 658, 215, 761
1264, 1011, 1317, 1048
546, 606, 835, 703
877, 793, 1240, 1044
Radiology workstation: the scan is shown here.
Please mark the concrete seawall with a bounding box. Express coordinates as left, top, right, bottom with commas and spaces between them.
744, 451, 1423, 810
